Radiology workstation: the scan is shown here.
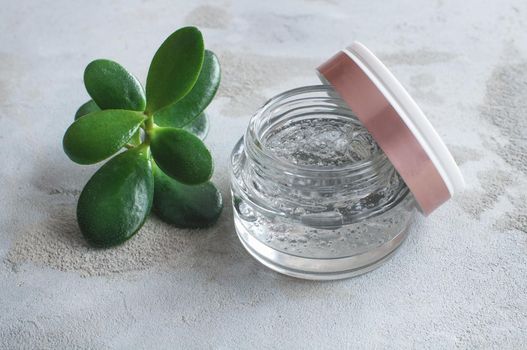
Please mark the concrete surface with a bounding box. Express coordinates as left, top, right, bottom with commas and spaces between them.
1, 0, 526, 348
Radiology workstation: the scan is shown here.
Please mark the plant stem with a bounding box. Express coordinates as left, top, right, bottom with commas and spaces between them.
145, 116, 154, 131
143, 112, 154, 145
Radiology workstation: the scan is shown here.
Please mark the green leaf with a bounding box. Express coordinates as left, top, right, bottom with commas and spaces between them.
153, 163, 222, 228
149, 127, 212, 185
63, 109, 145, 164
75, 100, 100, 120
154, 50, 220, 128
77, 146, 153, 247
182, 112, 209, 140
145, 27, 205, 113
84, 59, 146, 111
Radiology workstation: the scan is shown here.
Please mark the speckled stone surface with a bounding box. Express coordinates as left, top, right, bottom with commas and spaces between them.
1, 0, 526, 348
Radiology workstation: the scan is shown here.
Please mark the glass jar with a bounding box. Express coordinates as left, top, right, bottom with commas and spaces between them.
230, 85, 417, 280
229, 42, 464, 280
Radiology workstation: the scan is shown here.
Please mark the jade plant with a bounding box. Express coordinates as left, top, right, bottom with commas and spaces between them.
63, 27, 223, 247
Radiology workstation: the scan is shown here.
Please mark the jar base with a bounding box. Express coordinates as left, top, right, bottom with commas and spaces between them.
234, 216, 409, 281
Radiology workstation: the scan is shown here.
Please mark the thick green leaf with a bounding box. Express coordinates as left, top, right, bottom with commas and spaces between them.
77, 146, 153, 247
63, 109, 145, 164
74, 98, 143, 145
84, 59, 146, 111
182, 112, 209, 140
153, 163, 222, 228
149, 127, 212, 185
154, 50, 220, 128
75, 100, 100, 120
145, 27, 204, 113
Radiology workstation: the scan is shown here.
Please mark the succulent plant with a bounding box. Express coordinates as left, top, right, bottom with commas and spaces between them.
63, 27, 222, 247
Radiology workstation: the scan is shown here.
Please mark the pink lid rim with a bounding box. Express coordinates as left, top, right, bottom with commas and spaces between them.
317, 50, 450, 215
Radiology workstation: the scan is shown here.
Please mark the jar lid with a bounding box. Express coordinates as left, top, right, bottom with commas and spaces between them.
317, 42, 464, 215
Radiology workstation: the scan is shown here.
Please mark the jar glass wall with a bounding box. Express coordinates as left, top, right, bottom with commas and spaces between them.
230, 85, 417, 280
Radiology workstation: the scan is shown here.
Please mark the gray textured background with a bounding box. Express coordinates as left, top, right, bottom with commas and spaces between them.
1, 0, 526, 348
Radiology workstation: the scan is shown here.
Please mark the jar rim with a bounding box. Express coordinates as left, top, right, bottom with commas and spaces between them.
245, 85, 390, 177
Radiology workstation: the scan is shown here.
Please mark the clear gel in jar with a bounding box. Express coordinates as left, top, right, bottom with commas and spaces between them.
229, 42, 464, 280
230, 85, 416, 279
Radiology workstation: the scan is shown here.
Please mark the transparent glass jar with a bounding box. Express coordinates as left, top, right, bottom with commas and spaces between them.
230, 85, 417, 280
